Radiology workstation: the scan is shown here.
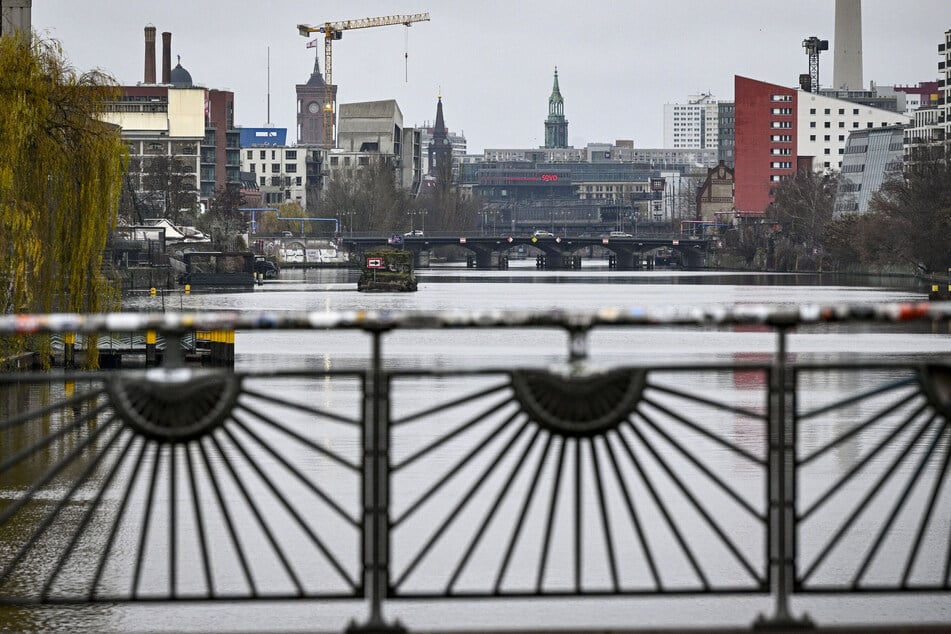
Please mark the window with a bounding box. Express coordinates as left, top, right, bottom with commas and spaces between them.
839, 122, 845, 128
824, 161, 830, 168
330, 156, 338, 166
285, 164, 297, 173
259, 176, 266, 186
824, 135, 831, 141
249, 163, 256, 172
771, 107, 792, 115
810, 134, 816, 141
853, 122, 859, 128
285, 150, 297, 159
246, 150, 252, 159
810, 121, 817, 128
809, 108, 816, 115
284, 176, 292, 186
771, 121, 792, 129
344, 157, 351, 165
295, 177, 302, 186
271, 150, 276, 159
771, 94, 792, 101
838, 148, 844, 154
853, 108, 859, 115
868, 123, 874, 128
359, 156, 370, 166
824, 108, 830, 115
838, 108, 845, 115
259, 150, 265, 159
838, 135, 845, 141
824, 148, 831, 155
271, 163, 280, 173
824, 122, 831, 128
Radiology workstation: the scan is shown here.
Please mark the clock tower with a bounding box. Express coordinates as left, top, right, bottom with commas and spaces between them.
296, 51, 337, 146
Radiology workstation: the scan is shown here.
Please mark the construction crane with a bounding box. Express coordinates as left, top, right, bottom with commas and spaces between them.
297, 13, 430, 149
801, 36, 829, 93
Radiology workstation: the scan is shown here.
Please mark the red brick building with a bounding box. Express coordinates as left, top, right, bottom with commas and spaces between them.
733, 76, 798, 215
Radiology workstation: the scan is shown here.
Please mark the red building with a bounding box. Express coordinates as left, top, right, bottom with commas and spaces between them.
734, 76, 798, 214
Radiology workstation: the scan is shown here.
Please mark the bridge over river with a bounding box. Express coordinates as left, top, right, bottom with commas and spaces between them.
341, 232, 714, 270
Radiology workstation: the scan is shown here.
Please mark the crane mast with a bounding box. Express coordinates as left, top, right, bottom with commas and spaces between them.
297, 13, 430, 149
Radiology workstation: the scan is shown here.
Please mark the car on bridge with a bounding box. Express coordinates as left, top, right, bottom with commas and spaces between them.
403, 229, 425, 237
608, 231, 633, 238
532, 230, 555, 238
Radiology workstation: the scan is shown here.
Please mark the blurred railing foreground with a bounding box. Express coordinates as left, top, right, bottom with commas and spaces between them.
1, 303, 950, 632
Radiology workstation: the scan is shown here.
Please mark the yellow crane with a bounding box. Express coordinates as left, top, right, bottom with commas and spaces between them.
297, 13, 431, 149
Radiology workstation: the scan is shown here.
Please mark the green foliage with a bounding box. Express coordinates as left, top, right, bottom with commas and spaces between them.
0, 34, 127, 319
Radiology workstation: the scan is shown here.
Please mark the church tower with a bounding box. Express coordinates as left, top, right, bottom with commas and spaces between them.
428, 93, 452, 180
296, 50, 337, 146
544, 67, 568, 148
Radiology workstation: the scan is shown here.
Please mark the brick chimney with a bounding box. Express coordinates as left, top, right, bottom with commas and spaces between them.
144, 26, 156, 84
162, 31, 171, 84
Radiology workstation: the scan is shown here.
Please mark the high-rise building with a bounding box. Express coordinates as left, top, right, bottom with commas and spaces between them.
544, 67, 568, 148
663, 94, 719, 149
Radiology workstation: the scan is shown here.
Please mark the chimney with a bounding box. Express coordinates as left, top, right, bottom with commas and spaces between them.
162, 31, 171, 84
144, 26, 156, 84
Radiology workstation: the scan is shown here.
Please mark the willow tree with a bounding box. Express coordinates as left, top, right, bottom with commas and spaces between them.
0, 34, 127, 363
0, 34, 127, 315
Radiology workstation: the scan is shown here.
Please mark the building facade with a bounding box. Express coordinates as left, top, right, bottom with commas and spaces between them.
734, 75, 910, 214
663, 94, 720, 149
797, 91, 910, 172
835, 125, 904, 215
104, 28, 241, 214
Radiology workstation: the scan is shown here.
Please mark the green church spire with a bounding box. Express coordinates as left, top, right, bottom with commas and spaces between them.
544, 66, 568, 148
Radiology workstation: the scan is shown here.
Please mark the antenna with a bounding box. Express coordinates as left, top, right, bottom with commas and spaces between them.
267, 46, 271, 125
404, 26, 409, 82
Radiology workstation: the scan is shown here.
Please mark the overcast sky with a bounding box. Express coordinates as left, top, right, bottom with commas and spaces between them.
31, 1, 948, 152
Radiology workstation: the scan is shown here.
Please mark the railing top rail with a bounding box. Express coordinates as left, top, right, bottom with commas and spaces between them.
1, 302, 948, 334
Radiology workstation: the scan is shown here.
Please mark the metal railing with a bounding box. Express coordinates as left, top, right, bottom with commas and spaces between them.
1, 304, 950, 632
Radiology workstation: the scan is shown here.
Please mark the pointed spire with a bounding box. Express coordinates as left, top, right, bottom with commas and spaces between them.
434, 91, 446, 137
549, 66, 563, 103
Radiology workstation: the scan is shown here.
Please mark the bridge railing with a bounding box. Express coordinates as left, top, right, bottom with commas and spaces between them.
1, 304, 950, 631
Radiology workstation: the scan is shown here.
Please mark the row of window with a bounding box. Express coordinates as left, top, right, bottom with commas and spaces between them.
771, 108, 793, 115
246, 149, 298, 160
258, 176, 304, 187
248, 163, 298, 174
811, 121, 899, 129
771, 94, 793, 102
808, 134, 847, 142
328, 156, 370, 166
770, 161, 793, 169
809, 107, 861, 116
770, 134, 792, 142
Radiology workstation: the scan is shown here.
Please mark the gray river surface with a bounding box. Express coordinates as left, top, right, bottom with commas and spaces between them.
2, 263, 950, 632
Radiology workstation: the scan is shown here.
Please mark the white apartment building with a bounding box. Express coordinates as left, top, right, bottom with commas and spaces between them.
241, 146, 313, 207
797, 91, 911, 172
663, 94, 720, 149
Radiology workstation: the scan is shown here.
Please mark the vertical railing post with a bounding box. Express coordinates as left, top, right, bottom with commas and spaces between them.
349, 329, 406, 634
755, 326, 813, 630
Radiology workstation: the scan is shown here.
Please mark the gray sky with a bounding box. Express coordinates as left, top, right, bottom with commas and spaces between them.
31, 1, 948, 152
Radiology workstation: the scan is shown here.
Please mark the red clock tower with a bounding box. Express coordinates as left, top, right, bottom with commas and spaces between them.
296, 51, 336, 147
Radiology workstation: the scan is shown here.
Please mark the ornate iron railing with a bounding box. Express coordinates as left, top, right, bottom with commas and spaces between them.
1, 304, 950, 632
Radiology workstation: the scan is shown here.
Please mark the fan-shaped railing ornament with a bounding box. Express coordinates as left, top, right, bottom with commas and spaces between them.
919, 364, 951, 419
106, 368, 241, 442
510, 367, 646, 437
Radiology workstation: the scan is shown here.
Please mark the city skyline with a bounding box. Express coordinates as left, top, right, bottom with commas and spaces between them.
31, 0, 947, 153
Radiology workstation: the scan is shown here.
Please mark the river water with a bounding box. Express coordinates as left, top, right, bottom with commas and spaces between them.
2, 263, 950, 632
